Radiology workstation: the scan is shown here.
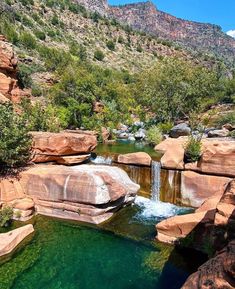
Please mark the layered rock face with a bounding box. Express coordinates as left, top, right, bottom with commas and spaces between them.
0, 35, 29, 103
31, 131, 97, 165
75, 0, 235, 63
0, 165, 140, 224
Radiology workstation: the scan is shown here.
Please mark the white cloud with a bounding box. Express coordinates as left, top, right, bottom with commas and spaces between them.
227, 30, 235, 38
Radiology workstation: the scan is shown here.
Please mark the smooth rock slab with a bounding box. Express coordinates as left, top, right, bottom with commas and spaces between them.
0, 224, 34, 257
117, 152, 152, 166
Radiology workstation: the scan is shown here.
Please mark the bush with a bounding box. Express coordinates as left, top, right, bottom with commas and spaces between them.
213, 112, 235, 127
0, 103, 32, 168
0, 206, 13, 227
229, 130, 235, 138
34, 30, 46, 40
146, 126, 162, 145
157, 122, 173, 134
106, 40, 115, 51
94, 49, 105, 61
184, 136, 202, 162
19, 32, 37, 49
17, 64, 33, 88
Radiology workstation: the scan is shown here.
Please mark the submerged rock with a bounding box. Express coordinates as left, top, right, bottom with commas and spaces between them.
0, 224, 34, 257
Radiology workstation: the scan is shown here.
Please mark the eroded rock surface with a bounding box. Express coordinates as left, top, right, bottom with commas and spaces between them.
0, 224, 34, 257
117, 152, 152, 166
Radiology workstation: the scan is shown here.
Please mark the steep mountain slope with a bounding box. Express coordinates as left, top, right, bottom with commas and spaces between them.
76, 0, 235, 66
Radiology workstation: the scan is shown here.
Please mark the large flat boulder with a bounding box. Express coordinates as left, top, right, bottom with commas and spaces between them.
117, 152, 152, 166
181, 171, 231, 207
0, 224, 34, 257
31, 131, 97, 164
169, 123, 191, 138
2, 165, 139, 224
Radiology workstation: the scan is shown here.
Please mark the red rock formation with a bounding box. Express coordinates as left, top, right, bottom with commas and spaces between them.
182, 241, 235, 289
31, 131, 97, 164
75, 0, 235, 63
0, 35, 30, 103
0, 164, 140, 224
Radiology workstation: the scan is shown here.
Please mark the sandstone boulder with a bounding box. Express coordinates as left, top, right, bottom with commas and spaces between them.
155, 138, 185, 169
31, 131, 97, 164
16, 164, 139, 224
182, 241, 235, 289
181, 171, 231, 207
0, 224, 34, 257
156, 210, 215, 244
117, 152, 152, 166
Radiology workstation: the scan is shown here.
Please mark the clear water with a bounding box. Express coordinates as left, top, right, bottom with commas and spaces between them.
0, 142, 201, 289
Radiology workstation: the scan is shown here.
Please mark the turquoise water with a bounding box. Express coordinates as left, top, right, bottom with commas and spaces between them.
0, 142, 202, 289
95, 140, 161, 160
0, 214, 196, 289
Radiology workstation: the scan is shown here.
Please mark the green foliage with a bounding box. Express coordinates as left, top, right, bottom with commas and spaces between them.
136, 45, 143, 53
0, 19, 19, 44
229, 130, 235, 138
94, 49, 105, 61
106, 40, 115, 51
0, 104, 32, 168
157, 122, 173, 134
0, 206, 13, 227
184, 136, 202, 163
51, 14, 59, 26
17, 63, 33, 89
213, 111, 235, 127
19, 32, 37, 49
34, 30, 46, 40
136, 58, 218, 122
19, 0, 34, 6
146, 126, 163, 145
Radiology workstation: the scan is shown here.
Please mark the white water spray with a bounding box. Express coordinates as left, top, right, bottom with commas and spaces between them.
91, 155, 113, 165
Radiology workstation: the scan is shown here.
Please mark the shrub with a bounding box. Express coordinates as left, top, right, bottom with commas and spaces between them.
94, 49, 105, 61
51, 14, 59, 26
0, 206, 13, 227
146, 126, 163, 145
118, 35, 124, 44
0, 103, 32, 168
136, 45, 143, 53
229, 130, 235, 138
184, 136, 202, 163
34, 30, 46, 40
106, 40, 115, 51
17, 63, 33, 89
157, 122, 173, 134
213, 112, 235, 127
19, 32, 37, 49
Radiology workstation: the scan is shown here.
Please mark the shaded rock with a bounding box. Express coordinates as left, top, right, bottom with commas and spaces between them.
208, 128, 229, 138
181, 241, 235, 289
0, 224, 34, 257
181, 171, 231, 207
117, 152, 152, 166
222, 123, 235, 131
169, 123, 191, 138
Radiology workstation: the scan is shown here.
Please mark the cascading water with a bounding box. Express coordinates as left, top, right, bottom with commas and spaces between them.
91, 155, 113, 165
151, 161, 161, 201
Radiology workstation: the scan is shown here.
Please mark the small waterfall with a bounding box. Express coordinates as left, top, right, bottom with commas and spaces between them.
151, 161, 161, 201
91, 155, 113, 165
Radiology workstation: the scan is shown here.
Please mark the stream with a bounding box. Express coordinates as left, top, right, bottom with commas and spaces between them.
0, 140, 206, 289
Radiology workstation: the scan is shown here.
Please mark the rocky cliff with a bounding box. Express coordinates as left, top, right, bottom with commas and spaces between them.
75, 0, 235, 64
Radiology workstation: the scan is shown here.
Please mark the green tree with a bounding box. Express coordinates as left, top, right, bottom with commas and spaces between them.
0, 104, 32, 169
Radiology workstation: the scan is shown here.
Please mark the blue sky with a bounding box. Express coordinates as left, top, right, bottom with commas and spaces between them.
108, 0, 235, 34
